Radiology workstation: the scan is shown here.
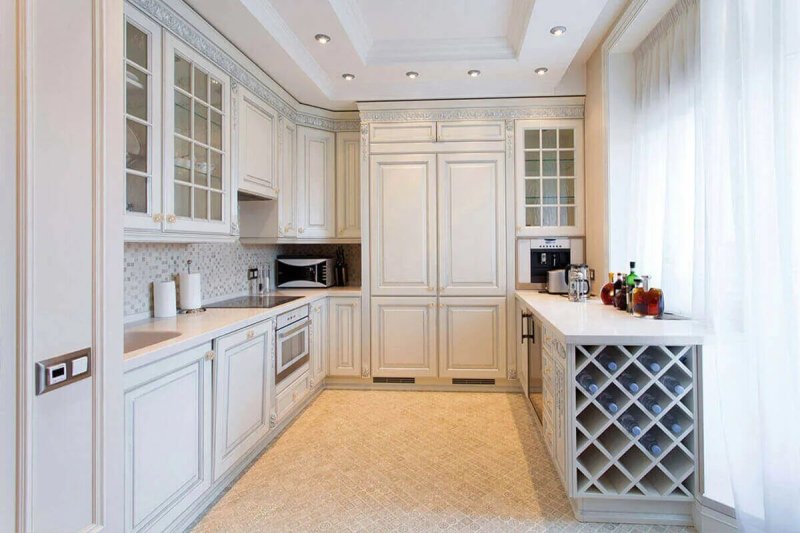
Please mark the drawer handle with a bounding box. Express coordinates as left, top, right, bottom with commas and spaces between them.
166, 214, 177, 224
152, 213, 163, 223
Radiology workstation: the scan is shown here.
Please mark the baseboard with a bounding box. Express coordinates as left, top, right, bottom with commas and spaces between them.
693, 499, 738, 532
324, 377, 522, 393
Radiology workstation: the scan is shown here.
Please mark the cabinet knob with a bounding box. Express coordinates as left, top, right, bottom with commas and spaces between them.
246, 329, 255, 339
298, 227, 304, 234
439, 303, 444, 308
275, 187, 280, 193
152, 213, 163, 223
205, 350, 215, 361
166, 214, 177, 224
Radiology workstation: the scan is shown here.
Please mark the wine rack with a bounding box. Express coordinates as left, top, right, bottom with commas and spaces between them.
573, 344, 696, 499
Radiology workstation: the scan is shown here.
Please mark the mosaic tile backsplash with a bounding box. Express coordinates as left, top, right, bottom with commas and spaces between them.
124, 242, 361, 317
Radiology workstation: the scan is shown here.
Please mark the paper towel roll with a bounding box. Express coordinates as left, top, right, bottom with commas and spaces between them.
153, 280, 177, 318
179, 272, 202, 310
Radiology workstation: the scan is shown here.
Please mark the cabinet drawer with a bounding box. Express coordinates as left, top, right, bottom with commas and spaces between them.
370, 122, 436, 143
275, 367, 310, 421
436, 120, 505, 142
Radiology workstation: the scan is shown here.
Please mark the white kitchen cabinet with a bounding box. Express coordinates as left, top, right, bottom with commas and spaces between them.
235, 85, 278, 199
212, 320, 273, 481
437, 152, 506, 296
328, 296, 361, 377
278, 117, 297, 237
274, 367, 311, 422
371, 297, 438, 378
436, 120, 505, 142
438, 297, 506, 379
369, 121, 436, 143
515, 119, 584, 237
296, 126, 335, 238
336, 131, 361, 238
124, 5, 162, 232
123, 342, 213, 532
310, 299, 328, 386
370, 154, 437, 296
542, 341, 567, 483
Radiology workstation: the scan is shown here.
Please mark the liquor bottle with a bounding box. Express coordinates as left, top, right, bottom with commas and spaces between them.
625, 262, 637, 314
600, 272, 615, 305
614, 285, 627, 311
577, 373, 599, 394
639, 353, 662, 373
618, 372, 640, 393
632, 278, 648, 317
619, 413, 642, 436
597, 354, 618, 373
612, 273, 624, 309
641, 433, 662, 456
660, 375, 685, 395
662, 412, 683, 434
640, 393, 663, 414
598, 392, 619, 414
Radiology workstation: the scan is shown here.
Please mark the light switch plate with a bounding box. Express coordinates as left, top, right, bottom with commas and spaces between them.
35, 348, 92, 395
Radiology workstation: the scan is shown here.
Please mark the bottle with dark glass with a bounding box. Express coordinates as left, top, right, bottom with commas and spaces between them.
612, 273, 624, 309
662, 412, 683, 434
598, 392, 619, 414
597, 353, 618, 373
618, 372, 640, 393
625, 262, 637, 314
600, 272, 615, 305
577, 372, 599, 394
640, 393, 663, 414
619, 413, 642, 436
632, 278, 647, 317
614, 284, 627, 311
641, 433, 663, 456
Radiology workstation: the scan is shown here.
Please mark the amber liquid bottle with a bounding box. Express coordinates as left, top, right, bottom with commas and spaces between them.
600, 272, 615, 305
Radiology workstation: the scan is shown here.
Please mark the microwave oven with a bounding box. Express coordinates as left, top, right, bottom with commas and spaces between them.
275, 256, 335, 288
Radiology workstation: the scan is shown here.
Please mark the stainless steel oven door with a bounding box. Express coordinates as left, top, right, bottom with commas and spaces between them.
275, 317, 310, 383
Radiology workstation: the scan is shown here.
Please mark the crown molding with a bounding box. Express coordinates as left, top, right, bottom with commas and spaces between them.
129, 0, 359, 131
358, 98, 585, 123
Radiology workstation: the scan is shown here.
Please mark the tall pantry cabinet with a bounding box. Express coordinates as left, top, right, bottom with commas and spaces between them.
367, 122, 507, 379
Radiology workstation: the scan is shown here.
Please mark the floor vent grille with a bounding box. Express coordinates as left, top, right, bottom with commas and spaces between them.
373, 377, 415, 384
452, 378, 496, 385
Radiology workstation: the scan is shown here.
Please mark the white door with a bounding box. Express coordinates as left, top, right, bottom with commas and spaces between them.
296, 126, 335, 238
336, 131, 361, 238
370, 154, 437, 296
235, 86, 278, 199
212, 320, 272, 480
278, 117, 297, 237
328, 297, 361, 377
371, 297, 437, 378
438, 297, 506, 379
438, 152, 506, 296
124, 343, 213, 532
310, 299, 328, 385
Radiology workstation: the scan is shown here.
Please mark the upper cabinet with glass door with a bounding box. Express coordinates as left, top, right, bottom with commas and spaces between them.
515, 119, 584, 237
124, 6, 162, 232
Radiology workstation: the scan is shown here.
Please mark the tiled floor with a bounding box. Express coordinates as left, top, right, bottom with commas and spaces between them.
192, 390, 693, 532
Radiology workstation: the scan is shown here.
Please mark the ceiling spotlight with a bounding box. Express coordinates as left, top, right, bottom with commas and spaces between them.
315, 34, 331, 44
535, 67, 549, 76
341, 73, 355, 81
405, 71, 419, 79
549, 26, 567, 36
467, 69, 481, 77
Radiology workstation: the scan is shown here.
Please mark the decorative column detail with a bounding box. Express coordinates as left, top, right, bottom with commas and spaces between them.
360, 123, 369, 162
361, 366, 370, 378
508, 369, 517, 380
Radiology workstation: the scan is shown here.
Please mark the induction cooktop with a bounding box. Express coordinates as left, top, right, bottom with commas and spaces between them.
205, 295, 302, 309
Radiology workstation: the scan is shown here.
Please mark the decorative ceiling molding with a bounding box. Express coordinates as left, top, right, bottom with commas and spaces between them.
129, 0, 359, 131
327, 0, 373, 64
358, 105, 585, 123
368, 36, 514, 65
238, 0, 333, 96
507, 0, 535, 56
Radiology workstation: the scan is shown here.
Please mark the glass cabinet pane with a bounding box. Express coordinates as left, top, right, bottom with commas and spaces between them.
525, 151, 540, 176
194, 147, 208, 187
193, 67, 208, 102
542, 179, 558, 204
525, 179, 541, 205
194, 188, 208, 219
126, 65, 147, 121
126, 119, 147, 173
558, 129, 574, 149
210, 110, 222, 150
560, 150, 574, 176
126, 173, 148, 213
526, 207, 541, 227
210, 79, 222, 110
174, 137, 191, 182
524, 129, 540, 149
125, 22, 148, 69
175, 183, 191, 217
194, 103, 208, 144
542, 151, 557, 176
542, 206, 558, 226
174, 91, 191, 137
210, 151, 222, 190
210, 192, 222, 221
542, 129, 557, 149
560, 178, 575, 204
560, 207, 575, 226
174, 55, 191, 92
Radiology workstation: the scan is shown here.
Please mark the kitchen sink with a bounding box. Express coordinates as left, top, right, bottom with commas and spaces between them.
124, 330, 181, 353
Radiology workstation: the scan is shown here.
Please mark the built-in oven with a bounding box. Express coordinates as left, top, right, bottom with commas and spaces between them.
275, 305, 310, 385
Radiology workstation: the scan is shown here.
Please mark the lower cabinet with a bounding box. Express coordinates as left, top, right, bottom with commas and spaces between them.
542, 341, 568, 485
212, 320, 273, 481
371, 297, 437, 377
123, 342, 213, 533
438, 297, 506, 379
309, 299, 328, 386
328, 296, 362, 377
274, 367, 311, 422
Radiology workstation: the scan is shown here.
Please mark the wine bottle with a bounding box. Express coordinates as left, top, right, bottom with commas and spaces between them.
577, 373, 599, 395
640, 393, 663, 414
597, 354, 618, 373
660, 375, 685, 395
639, 353, 662, 373
618, 372, 640, 393
598, 392, 619, 414
625, 262, 637, 314
619, 413, 642, 436
612, 273, 624, 308
662, 412, 682, 434
641, 433, 662, 456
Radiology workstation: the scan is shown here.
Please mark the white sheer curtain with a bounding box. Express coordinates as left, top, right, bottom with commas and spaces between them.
625, 0, 800, 530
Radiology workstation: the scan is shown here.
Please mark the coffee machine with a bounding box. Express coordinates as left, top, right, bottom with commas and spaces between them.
516, 238, 585, 291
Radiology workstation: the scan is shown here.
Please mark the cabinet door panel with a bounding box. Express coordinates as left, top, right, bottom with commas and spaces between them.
296, 126, 335, 238
237, 89, 277, 199
369, 122, 436, 143
370, 154, 437, 296
336, 131, 361, 238
371, 297, 437, 377
310, 300, 328, 384
328, 297, 362, 377
124, 343, 212, 532
213, 321, 272, 480
278, 118, 297, 236
438, 153, 505, 296
436, 121, 505, 142
438, 297, 506, 378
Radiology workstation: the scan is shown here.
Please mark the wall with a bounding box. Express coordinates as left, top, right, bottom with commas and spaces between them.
124, 242, 361, 317
584, 46, 609, 278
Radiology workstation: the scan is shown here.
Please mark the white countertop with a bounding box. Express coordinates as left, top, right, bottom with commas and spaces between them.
124, 287, 361, 372
515, 291, 704, 345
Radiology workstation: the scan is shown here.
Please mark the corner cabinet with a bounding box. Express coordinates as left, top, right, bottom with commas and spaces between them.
335, 131, 361, 238
515, 119, 584, 237
296, 126, 335, 238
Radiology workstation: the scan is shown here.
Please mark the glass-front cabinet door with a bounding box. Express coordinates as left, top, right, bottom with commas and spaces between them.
124, 6, 162, 231
515, 119, 584, 237
163, 35, 231, 235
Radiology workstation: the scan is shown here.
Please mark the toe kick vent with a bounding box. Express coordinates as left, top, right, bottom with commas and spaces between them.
373, 377, 415, 384
452, 378, 496, 385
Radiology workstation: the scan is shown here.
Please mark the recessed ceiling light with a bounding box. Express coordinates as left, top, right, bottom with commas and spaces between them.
535, 67, 549, 76
467, 69, 481, 77
341, 73, 355, 81
315, 34, 331, 44
549, 26, 567, 36
405, 71, 419, 79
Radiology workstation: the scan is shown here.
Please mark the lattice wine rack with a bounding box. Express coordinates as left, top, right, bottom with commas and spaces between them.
573, 345, 696, 499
